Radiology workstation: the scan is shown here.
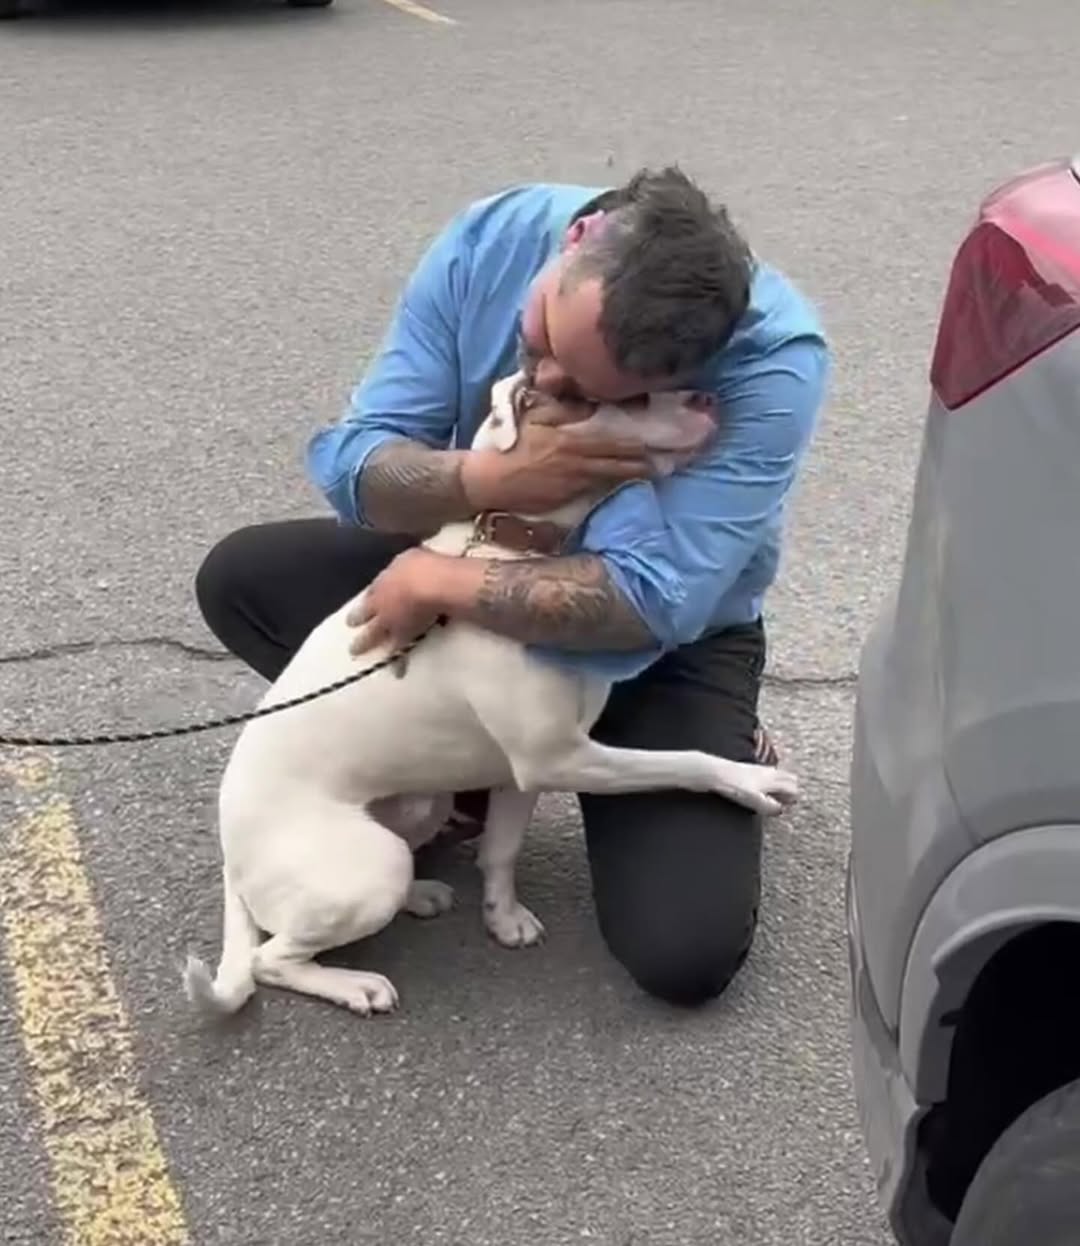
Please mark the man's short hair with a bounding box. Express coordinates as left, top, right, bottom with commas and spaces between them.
563, 166, 753, 381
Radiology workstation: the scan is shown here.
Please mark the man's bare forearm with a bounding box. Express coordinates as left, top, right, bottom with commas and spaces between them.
430, 553, 655, 651
358, 440, 475, 534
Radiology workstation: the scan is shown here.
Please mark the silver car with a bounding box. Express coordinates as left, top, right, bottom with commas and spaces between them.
849, 154, 1080, 1246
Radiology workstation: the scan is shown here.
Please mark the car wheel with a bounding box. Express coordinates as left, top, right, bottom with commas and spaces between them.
950, 1078, 1080, 1245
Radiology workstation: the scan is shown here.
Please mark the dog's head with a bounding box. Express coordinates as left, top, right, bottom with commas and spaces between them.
472, 370, 717, 477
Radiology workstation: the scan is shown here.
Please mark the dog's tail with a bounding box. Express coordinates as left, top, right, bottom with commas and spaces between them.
183, 869, 259, 1015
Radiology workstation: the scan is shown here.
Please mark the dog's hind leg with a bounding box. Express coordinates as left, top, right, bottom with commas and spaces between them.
252, 935, 399, 1016
373, 795, 457, 918
183, 868, 261, 1015
477, 786, 544, 947
249, 814, 413, 1015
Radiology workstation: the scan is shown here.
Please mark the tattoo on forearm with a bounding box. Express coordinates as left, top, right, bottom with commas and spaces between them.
474, 555, 654, 651
359, 440, 472, 534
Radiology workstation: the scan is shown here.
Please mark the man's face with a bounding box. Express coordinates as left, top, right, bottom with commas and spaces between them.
518, 216, 655, 405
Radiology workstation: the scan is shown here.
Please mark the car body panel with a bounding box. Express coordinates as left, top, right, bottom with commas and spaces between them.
852, 320, 1080, 1036
935, 330, 1080, 848
848, 154, 1080, 1243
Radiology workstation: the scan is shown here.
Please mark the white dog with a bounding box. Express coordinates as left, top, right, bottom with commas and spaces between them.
184, 374, 799, 1017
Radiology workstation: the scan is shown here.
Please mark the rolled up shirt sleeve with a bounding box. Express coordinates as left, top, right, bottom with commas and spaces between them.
548, 336, 829, 679
305, 218, 471, 525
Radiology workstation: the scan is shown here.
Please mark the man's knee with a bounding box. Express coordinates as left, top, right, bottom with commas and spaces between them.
600, 903, 759, 1007
194, 524, 292, 681
194, 527, 253, 641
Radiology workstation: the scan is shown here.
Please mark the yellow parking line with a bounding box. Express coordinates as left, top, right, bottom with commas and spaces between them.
379, 0, 458, 25
0, 754, 189, 1246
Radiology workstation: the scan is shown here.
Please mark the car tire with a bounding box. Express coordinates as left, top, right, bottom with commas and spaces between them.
950, 1078, 1080, 1245
0, 0, 21, 18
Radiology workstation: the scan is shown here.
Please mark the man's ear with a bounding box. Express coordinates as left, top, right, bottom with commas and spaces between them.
563, 210, 606, 252
477, 374, 522, 453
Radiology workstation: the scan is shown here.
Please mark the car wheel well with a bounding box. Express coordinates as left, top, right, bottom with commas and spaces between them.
918, 920, 1080, 1222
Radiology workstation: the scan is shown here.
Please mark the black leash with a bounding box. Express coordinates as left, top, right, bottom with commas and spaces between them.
0, 619, 446, 750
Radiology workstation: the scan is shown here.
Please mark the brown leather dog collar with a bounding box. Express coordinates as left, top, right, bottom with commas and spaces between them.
471, 511, 571, 557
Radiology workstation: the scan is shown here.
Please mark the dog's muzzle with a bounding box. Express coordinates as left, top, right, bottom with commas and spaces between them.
471, 511, 571, 557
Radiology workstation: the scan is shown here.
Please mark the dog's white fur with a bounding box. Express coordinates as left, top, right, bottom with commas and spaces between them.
184, 374, 799, 1017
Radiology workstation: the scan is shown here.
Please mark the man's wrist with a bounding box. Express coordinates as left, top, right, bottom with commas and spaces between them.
460, 450, 507, 514
358, 441, 475, 535
419, 552, 485, 616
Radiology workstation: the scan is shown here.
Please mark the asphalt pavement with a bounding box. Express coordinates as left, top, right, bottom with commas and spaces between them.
2, 0, 1078, 1242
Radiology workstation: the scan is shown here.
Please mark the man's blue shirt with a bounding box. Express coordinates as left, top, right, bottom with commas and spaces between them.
306, 183, 829, 681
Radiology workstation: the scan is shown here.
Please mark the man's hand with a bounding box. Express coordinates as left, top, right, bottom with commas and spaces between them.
462, 401, 660, 516
347, 548, 449, 656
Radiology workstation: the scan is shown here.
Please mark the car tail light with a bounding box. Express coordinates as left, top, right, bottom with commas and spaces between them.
930, 157, 1080, 409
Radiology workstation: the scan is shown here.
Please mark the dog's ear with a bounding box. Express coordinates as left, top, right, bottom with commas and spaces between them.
472, 373, 522, 453
587, 392, 718, 476
632, 392, 717, 456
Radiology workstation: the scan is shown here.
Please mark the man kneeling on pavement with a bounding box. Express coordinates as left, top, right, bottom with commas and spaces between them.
196, 166, 829, 1007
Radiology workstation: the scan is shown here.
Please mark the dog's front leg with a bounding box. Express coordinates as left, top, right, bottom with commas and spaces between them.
519, 740, 799, 816
477, 786, 544, 948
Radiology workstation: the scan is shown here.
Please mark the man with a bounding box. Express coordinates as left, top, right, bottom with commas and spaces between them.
196, 166, 828, 1008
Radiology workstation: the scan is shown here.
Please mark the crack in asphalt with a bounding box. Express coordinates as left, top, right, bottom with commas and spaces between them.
0, 636, 232, 666
764, 672, 857, 689
0, 634, 859, 689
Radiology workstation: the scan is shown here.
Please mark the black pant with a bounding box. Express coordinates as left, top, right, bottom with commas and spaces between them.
195, 519, 766, 1007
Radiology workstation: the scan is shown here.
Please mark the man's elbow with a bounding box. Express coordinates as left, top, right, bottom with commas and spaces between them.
599, 553, 689, 655
306, 423, 406, 527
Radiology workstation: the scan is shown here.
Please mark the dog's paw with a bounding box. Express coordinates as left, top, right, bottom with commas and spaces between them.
728, 763, 800, 816
336, 971, 399, 1016
484, 900, 545, 948
405, 879, 455, 918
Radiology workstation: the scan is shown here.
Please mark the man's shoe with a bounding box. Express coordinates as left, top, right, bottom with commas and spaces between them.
753, 723, 780, 767
437, 807, 486, 845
